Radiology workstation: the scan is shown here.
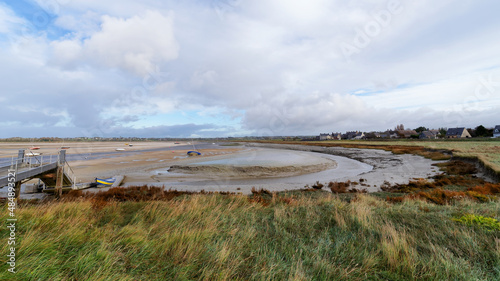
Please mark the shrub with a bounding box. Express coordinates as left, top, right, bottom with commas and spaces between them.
312, 181, 324, 189
328, 181, 351, 193
453, 214, 500, 231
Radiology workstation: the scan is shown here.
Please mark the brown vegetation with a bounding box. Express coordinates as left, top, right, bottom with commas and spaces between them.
327, 180, 367, 194
249, 187, 272, 206
435, 160, 477, 175
386, 183, 500, 205
63, 186, 236, 209
380, 160, 485, 194
312, 181, 324, 189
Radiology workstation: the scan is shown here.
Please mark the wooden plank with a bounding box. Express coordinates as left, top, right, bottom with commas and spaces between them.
111, 176, 124, 187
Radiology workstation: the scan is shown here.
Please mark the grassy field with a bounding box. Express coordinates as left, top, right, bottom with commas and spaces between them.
1, 191, 499, 280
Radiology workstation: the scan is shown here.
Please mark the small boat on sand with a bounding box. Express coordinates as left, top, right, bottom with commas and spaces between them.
25, 152, 42, 156
95, 177, 116, 186
61, 146, 70, 150
116, 148, 125, 151
187, 151, 201, 156
30, 146, 40, 150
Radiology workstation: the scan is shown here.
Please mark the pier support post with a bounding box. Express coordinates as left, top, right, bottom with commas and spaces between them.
14, 182, 21, 200
55, 166, 63, 198
55, 150, 66, 198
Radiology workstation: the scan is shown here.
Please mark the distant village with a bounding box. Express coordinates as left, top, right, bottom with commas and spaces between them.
1, 125, 499, 142
317, 124, 500, 141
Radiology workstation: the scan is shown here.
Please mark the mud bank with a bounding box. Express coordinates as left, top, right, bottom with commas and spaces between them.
451, 156, 500, 183
168, 161, 337, 178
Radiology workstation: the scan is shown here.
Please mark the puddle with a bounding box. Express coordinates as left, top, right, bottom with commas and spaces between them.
173, 156, 189, 159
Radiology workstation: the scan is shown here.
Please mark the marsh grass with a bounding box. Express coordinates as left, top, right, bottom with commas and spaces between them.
1, 189, 499, 280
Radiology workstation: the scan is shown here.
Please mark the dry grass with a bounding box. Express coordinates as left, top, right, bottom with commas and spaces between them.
63, 186, 237, 210
2, 189, 500, 280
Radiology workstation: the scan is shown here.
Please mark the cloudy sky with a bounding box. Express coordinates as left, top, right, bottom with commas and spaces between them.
1, 0, 499, 138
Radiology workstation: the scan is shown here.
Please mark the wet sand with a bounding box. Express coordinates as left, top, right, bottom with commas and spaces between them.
124, 148, 339, 184
0, 141, 191, 158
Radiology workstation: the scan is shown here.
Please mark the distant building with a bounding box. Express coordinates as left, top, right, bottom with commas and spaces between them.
389, 131, 399, 138
379, 132, 390, 138
319, 133, 332, 141
446, 127, 472, 138
419, 130, 438, 139
343, 131, 364, 140
429, 129, 440, 137
494, 125, 500, 138
332, 133, 342, 140
397, 130, 418, 138
353, 132, 365, 139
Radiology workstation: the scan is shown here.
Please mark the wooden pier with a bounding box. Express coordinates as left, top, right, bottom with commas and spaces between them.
0, 149, 75, 198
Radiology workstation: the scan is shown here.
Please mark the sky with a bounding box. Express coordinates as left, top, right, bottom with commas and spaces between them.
0, 0, 499, 138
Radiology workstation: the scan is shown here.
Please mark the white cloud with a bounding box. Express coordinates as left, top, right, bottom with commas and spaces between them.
0, 4, 25, 33
85, 11, 178, 75
50, 10, 179, 76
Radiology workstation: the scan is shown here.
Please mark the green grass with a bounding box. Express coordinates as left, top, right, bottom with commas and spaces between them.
2, 192, 499, 280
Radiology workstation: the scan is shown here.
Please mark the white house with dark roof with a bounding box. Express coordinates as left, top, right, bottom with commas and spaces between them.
446, 127, 471, 138
319, 133, 332, 141
494, 125, 500, 138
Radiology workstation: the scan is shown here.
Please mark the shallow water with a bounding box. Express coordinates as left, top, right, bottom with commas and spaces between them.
191, 148, 332, 167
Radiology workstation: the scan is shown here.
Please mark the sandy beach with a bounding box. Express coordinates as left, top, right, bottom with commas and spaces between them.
0, 141, 193, 158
